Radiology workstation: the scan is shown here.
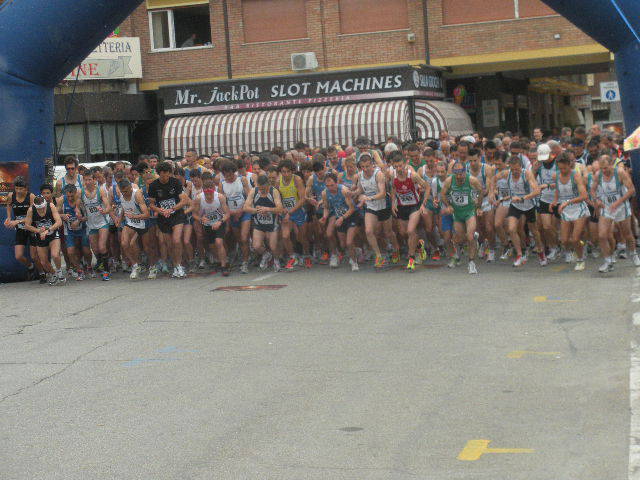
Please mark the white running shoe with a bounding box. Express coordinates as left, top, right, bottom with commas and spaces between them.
198, 258, 206, 269
349, 259, 359, 272
329, 254, 339, 268
468, 260, 478, 274
148, 265, 158, 279
273, 259, 281, 272
171, 267, 180, 278
598, 260, 611, 273
500, 247, 512, 260
240, 261, 249, 274
513, 255, 524, 267
574, 261, 585, 271
130, 264, 140, 280
633, 253, 640, 267
259, 252, 272, 270
565, 251, 574, 263
547, 247, 558, 261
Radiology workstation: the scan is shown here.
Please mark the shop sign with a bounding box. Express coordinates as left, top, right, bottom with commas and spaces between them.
65, 37, 142, 81
570, 95, 592, 109
160, 65, 444, 115
482, 99, 500, 128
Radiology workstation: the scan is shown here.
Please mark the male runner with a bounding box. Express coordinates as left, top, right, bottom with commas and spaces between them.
117, 179, 149, 280
277, 159, 308, 270
24, 195, 64, 285
219, 160, 252, 273
4, 176, 37, 279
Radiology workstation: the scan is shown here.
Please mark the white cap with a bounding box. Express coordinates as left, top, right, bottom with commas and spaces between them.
537, 143, 551, 161
384, 143, 399, 154
462, 135, 476, 144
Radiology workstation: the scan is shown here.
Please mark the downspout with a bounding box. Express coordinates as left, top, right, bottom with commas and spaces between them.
422, 0, 430, 64
222, 0, 233, 79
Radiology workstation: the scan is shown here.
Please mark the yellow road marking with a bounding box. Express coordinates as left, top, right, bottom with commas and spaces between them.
507, 350, 561, 359
534, 296, 577, 303
457, 439, 534, 461
551, 265, 568, 272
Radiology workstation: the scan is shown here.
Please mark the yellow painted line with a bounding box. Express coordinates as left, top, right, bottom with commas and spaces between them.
551, 265, 568, 272
507, 350, 561, 359
534, 296, 577, 303
458, 439, 534, 461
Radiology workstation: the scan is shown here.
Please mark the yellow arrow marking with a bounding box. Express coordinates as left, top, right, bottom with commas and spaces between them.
457, 439, 534, 461
507, 350, 561, 359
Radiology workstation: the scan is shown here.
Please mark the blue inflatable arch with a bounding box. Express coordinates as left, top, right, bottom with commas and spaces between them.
0, 0, 143, 281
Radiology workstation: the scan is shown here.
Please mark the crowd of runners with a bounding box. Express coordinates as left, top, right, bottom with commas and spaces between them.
4, 124, 638, 284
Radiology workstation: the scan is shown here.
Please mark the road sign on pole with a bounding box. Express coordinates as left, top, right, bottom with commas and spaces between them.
600, 81, 620, 103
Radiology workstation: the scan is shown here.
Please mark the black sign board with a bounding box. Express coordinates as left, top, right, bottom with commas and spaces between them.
160, 65, 444, 115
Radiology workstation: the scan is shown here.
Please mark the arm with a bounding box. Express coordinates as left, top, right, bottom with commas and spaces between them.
320, 190, 329, 224
611, 168, 636, 211
242, 189, 257, 214
369, 171, 386, 201
99, 186, 112, 215
522, 171, 541, 201
127, 191, 150, 220
305, 176, 318, 207
3, 193, 15, 228
469, 176, 484, 212
289, 175, 306, 214
440, 177, 453, 208
49, 203, 63, 233
371, 150, 385, 170
24, 207, 37, 234
191, 197, 203, 224
272, 189, 284, 215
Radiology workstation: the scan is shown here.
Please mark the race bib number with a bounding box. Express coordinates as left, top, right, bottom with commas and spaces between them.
159, 199, 176, 209
451, 193, 469, 206
206, 211, 222, 224
283, 197, 296, 210
256, 213, 273, 224
88, 205, 99, 214
606, 194, 618, 204
335, 206, 348, 217
36, 219, 52, 229
398, 192, 417, 205
15, 215, 25, 229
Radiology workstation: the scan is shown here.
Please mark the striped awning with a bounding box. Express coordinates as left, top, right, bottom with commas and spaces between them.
415, 100, 473, 139
163, 99, 470, 158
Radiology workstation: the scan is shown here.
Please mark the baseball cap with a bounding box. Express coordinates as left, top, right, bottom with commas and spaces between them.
34, 196, 47, 209
537, 143, 551, 161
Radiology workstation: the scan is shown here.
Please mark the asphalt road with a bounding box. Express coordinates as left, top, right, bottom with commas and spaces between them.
0, 256, 633, 480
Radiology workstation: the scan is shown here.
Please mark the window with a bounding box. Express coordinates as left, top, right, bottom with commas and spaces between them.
241, 0, 307, 43
339, 0, 408, 34
55, 123, 131, 164
442, 0, 514, 25
149, 5, 211, 50
518, 0, 556, 18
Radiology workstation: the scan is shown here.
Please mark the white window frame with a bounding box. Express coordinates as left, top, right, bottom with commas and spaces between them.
149, 8, 213, 52
149, 9, 176, 51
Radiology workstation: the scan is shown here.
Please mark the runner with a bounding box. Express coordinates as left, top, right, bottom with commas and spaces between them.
390, 151, 429, 271
192, 179, 231, 276
591, 154, 639, 272
219, 160, 252, 273
468, 148, 496, 261
552, 152, 590, 271
320, 172, 361, 271
500, 155, 541, 267
277, 159, 309, 270
148, 161, 190, 279
355, 153, 399, 269
244, 174, 284, 271
440, 161, 484, 274
533, 143, 559, 262
54, 156, 83, 195
305, 157, 330, 263
56, 184, 90, 280
117, 179, 149, 280
418, 156, 441, 258
490, 151, 512, 260
24, 195, 64, 285
425, 161, 454, 261
77, 170, 112, 280
3, 176, 37, 279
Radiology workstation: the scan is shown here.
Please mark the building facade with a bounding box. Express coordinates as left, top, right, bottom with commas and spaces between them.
53, 0, 613, 160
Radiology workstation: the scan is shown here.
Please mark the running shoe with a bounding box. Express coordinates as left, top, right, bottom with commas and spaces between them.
171, 267, 180, 278
619, 248, 628, 259
148, 265, 158, 279
130, 264, 140, 280
259, 252, 272, 270
468, 260, 478, 274
70, 269, 78, 280
273, 259, 281, 272
447, 256, 459, 268
574, 260, 585, 271
547, 247, 558, 261
76, 270, 85, 281
221, 266, 230, 277
349, 259, 359, 272
391, 251, 400, 264
329, 254, 339, 268
500, 247, 512, 260
432, 249, 441, 261
513, 255, 524, 267
486, 250, 495, 263
634, 253, 640, 267
304, 256, 313, 269
47, 274, 57, 286
418, 240, 428, 261
538, 252, 548, 267
198, 258, 206, 269
374, 255, 386, 269
285, 257, 296, 271
319, 252, 330, 265
565, 251, 574, 263
240, 261, 249, 274
179, 265, 187, 278
102, 272, 110, 281
406, 257, 415, 272
57, 273, 67, 285
160, 261, 170, 274
39, 274, 47, 284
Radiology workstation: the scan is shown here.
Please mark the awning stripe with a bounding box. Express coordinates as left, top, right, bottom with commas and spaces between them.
163, 100, 471, 158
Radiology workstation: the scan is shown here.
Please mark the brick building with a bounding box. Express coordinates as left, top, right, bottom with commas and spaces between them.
54, 0, 612, 161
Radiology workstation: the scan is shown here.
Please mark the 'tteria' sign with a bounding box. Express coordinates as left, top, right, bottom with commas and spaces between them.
65, 37, 142, 81
160, 65, 444, 115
